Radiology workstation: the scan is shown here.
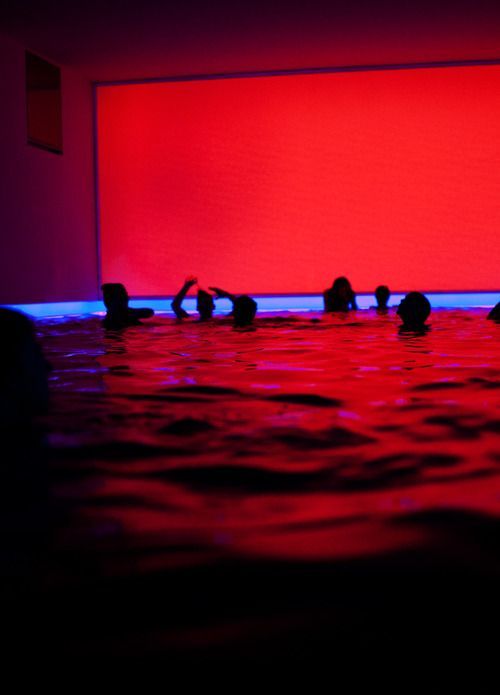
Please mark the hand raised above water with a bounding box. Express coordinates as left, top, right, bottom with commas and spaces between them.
208, 286, 229, 299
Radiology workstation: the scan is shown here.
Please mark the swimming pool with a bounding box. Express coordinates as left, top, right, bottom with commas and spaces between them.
9, 308, 500, 672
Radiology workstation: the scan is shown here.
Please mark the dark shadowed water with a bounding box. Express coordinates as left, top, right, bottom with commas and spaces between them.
6, 309, 500, 678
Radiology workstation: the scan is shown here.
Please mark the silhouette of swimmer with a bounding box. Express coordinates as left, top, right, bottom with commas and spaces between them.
397, 291, 431, 331
0, 308, 51, 424
375, 285, 390, 311
172, 276, 215, 321
196, 289, 215, 321
209, 287, 258, 326
0, 309, 50, 576
101, 283, 154, 329
487, 302, 500, 321
323, 276, 357, 312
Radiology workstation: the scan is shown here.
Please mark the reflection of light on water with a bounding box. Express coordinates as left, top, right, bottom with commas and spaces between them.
399, 497, 418, 511
338, 410, 361, 420
35, 307, 500, 566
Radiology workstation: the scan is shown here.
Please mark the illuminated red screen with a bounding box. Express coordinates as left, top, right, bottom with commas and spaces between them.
97, 66, 500, 295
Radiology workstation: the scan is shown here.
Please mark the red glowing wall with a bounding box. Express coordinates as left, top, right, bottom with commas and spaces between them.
97, 66, 500, 295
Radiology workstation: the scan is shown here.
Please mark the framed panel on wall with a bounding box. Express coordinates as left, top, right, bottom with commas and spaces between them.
26, 50, 63, 154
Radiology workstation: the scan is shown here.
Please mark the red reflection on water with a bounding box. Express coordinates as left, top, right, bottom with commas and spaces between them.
38, 309, 500, 578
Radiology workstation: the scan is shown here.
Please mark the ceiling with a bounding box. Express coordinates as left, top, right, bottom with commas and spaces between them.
1, 0, 500, 82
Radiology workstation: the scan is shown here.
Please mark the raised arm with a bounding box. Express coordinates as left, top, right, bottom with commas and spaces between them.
208, 286, 237, 304
171, 276, 197, 319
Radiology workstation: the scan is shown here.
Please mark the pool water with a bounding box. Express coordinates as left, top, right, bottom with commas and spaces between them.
10, 309, 500, 671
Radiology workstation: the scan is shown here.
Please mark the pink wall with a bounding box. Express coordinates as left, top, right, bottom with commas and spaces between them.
0, 32, 97, 304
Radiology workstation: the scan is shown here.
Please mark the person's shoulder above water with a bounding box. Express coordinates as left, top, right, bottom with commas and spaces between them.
102, 283, 154, 329
487, 301, 500, 321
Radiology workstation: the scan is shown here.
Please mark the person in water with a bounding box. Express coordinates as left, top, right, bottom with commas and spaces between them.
101, 283, 154, 329
172, 276, 215, 321
209, 286, 258, 326
487, 302, 500, 321
397, 291, 431, 331
374, 285, 390, 311
323, 276, 357, 312
0, 308, 51, 564
172, 277, 257, 326
0, 308, 51, 424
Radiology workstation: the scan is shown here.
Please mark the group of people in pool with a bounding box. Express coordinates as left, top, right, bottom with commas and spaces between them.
101, 275, 441, 332
101, 277, 258, 330
0, 284, 499, 425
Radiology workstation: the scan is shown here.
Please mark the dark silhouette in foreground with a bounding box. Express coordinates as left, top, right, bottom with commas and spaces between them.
172, 277, 215, 321
101, 283, 154, 329
397, 291, 431, 332
487, 302, 500, 321
323, 276, 357, 312
0, 309, 50, 576
374, 285, 390, 311
0, 307, 50, 424
209, 287, 258, 326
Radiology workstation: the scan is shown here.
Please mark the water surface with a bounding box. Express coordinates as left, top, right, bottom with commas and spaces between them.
25, 309, 500, 667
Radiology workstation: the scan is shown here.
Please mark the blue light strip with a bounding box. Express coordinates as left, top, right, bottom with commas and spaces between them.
4, 292, 498, 318
4, 301, 104, 318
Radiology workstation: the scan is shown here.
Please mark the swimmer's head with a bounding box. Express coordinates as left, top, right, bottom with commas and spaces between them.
397, 291, 431, 329
233, 295, 257, 327
487, 302, 500, 321
375, 285, 390, 309
197, 289, 215, 321
331, 276, 353, 300
101, 283, 129, 313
